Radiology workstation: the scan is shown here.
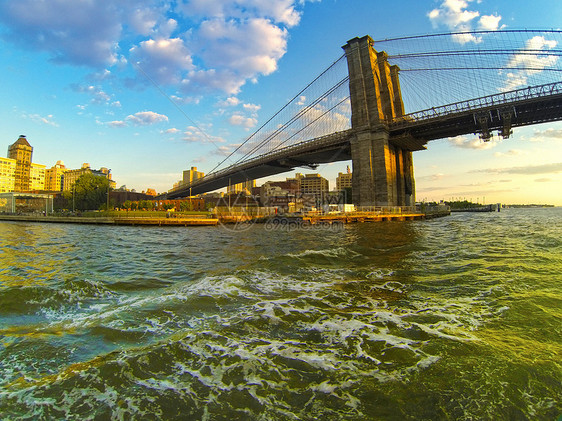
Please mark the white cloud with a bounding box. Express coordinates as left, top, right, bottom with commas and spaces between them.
478, 14, 501, 31
23, 113, 58, 127
176, 0, 302, 27
163, 128, 181, 134
108, 120, 128, 128
428, 0, 502, 44
189, 18, 288, 94
501, 36, 559, 91
229, 113, 258, 128
447, 135, 499, 149
126, 111, 169, 126
130, 38, 194, 85
525, 128, 562, 142
0, 0, 123, 67
243, 103, 261, 113
0, 0, 305, 100
217, 97, 241, 107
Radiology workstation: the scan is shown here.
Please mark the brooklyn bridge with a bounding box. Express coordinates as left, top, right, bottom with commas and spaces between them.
164, 30, 562, 206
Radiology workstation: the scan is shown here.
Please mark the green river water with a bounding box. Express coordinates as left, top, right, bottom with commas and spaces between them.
0, 208, 560, 420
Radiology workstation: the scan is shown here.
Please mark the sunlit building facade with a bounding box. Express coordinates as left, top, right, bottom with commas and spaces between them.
30, 163, 46, 191
63, 163, 115, 191
299, 173, 329, 195
0, 157, 16, 193
45, 160, 67, 191
182, 166, 204, 184
336, 171, 352, 191
7, 135, 33, 192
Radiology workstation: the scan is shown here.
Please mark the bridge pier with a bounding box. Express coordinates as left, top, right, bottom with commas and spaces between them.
351, 128, 415, 207
344, 36, 416, 207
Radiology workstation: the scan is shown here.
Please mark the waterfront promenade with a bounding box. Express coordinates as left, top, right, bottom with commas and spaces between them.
0, 205, 450, 227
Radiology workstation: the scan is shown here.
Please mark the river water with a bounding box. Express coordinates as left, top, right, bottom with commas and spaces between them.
0, 208, 560, 420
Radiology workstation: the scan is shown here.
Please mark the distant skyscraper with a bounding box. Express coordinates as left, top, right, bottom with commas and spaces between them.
7, 135, 33, 192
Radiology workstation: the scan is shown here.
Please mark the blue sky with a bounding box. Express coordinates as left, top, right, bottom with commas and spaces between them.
0, 0, 561, 205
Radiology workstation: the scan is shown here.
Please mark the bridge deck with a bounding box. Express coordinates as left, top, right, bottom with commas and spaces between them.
165, 83, 562, 199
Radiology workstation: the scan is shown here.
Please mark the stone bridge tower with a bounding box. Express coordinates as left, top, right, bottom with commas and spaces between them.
343, 36, 415, 207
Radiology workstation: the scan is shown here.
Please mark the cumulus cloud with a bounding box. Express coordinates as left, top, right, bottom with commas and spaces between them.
0, 0, 303, 98
130, 37, 194, 85
175, 0, 302, 27
126, 111, 169, 126
447, 135, 499, 150
217, 97, 241, 107
428, 0, 502, 44
0, 0, 320, 154
107, 120, 128, 128
501, 36, 559, 91
0, 0, 123, 67
243, 103, 261, 112
229, 113, 258, 129
187, 18, 288, 94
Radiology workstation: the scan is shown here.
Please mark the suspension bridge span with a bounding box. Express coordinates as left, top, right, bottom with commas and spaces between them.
165, 31, 562, 206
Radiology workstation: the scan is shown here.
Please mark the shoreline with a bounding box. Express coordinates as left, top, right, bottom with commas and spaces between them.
0, 209, 450, 227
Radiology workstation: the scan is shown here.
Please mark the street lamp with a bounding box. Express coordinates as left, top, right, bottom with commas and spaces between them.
106, 169, 111, 212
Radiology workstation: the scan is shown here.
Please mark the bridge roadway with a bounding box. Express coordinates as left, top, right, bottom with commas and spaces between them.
165, 82, 562, 199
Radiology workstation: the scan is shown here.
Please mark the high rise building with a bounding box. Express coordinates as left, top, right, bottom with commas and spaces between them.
45, 161, 67, 191
7, 135, 33, 192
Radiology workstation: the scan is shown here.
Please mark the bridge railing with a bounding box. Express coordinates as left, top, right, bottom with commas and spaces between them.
391, 81, 562, 128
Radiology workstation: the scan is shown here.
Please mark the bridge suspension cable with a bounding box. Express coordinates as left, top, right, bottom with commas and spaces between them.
374, 29, 562, 114
206, 54, 351, 175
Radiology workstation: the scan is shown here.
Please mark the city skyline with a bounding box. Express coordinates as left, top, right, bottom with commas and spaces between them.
1, 1, 561, 205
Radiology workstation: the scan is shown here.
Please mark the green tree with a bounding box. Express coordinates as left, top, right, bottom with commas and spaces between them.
122, 200, 132, 210
71, 173, 110, 211
180, 201, 193, 212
